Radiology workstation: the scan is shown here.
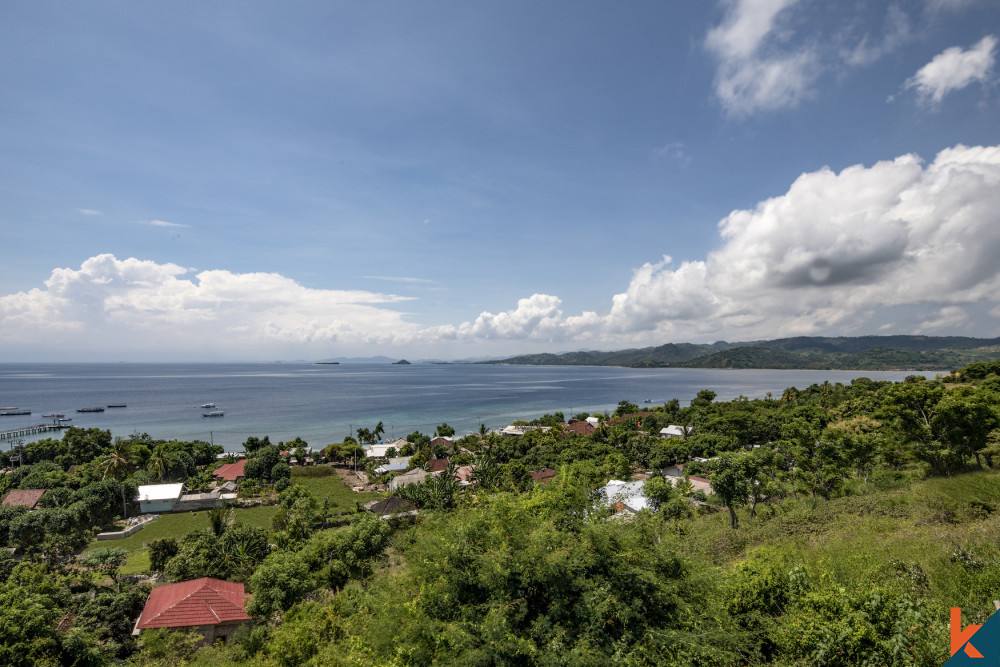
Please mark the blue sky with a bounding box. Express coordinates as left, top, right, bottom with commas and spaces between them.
1, 0, 999, 361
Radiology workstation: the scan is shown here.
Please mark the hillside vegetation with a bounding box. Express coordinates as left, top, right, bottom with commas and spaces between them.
486, 335, 1000, 370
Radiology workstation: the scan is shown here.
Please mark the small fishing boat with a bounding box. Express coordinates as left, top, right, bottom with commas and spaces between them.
107, 404, 127, 408
77, 407, 105, 413
202, 411, 224, 417
0, 408, 31, 416
200, 403, 216, 409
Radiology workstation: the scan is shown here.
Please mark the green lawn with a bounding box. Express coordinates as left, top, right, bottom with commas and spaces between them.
83, 505, 279, 575
289, 465, 380, 514
82, 466, 372, 575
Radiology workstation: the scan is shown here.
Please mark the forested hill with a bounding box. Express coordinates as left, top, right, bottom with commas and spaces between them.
484, 335, 1000, 370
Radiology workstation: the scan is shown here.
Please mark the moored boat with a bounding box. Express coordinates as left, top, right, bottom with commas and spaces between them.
107, 404, 127, 408
200, 403, 216, 408
202, 411, 224, 417
77, 407, 105, 413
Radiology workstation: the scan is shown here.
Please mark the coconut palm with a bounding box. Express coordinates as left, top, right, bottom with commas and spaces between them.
102, 439, 133, 518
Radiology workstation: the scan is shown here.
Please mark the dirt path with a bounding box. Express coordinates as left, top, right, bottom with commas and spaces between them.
333, 464, 377, 492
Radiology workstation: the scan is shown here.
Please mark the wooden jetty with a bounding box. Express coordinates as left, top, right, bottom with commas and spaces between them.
0, 424, 68, 441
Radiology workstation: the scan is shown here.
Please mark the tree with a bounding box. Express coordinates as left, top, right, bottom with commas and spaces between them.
101, 440, 133, 518
643, 475, 676, 510
435, 423, 456, 438
710, 453, 751, 529
81, 547, 127, 586
614, 400, 639, 417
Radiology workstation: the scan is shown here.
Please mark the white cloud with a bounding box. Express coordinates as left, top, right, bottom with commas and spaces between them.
77, 208, 101, 216
654, 142, 690, 166
906, 35, 997, 106
842, 5, 913, 67
447, 143, 1000, 347
0, 254, 418, 357
145, 219, 190, 228
916, 306, 969, 332
704, 0, 820, 116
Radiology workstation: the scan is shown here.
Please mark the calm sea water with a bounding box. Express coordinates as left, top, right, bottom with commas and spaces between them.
0, 363, 928, 452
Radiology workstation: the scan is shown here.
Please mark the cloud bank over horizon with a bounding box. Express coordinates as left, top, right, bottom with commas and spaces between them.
3, 142, 1000, 361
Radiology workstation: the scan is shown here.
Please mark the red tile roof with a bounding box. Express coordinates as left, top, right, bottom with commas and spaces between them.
1, 488, 46, 509
136, 578, 251, 630
212, 459, 246, 482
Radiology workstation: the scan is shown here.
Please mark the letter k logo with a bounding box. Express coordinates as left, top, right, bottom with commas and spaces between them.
953, 608, 985, 658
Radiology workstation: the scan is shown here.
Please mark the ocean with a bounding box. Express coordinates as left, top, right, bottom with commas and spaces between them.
0, 363, 929, 452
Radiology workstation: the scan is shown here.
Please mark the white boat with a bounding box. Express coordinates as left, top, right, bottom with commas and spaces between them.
202, 411, 224, 417
200, 403, 216, 408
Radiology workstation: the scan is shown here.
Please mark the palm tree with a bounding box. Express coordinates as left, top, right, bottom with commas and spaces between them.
102, 440, 133, 518
206, 506, 234, 537
149, 448, 170, 482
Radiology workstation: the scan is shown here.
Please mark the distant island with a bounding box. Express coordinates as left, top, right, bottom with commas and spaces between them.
480, 335, 1000, 371
313, 361, 340, 365
393, 359, 412, 365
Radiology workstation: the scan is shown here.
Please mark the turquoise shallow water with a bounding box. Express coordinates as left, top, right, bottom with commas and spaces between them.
0, 362, 927, 451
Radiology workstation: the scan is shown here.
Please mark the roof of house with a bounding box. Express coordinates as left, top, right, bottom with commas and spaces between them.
1, 488, 47, 509
135, 484, 185, 503
660, 425, 692, 437
454, 465, 475, 483
135, 577, 251, 630
365, 443, 398, 458
563, 420, 596, 436
598, 479, 651, 513
373, 462, 409, 475
426, 457, 450, 473
530, 468, 558, 483
365, 497, 417, 516
212, 459, 246, 482
606, 411, 655, 426
387, 467, 428, 491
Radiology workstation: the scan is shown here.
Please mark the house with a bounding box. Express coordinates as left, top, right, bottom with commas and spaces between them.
585, 416, 601, 428
133, 577, 251, 645
364, 443, 397, 458
454, 465, 476, 485
212, 459, 246, 483
529, 468, 557, 484
1, 488, 47, 510
659, 425, 693, 439
363, 497, 418, 520
606, 411, 655, 426
135, 484, 185, 513
387, 468, 428, 492
597, 479, 651, 516
374, 456, 413, 475
430, 436, 454, 448
563, 420, 595, 436
426, 457, 450, 473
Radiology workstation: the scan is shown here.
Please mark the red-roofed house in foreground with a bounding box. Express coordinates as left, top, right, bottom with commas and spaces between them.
133, 577, 252, 644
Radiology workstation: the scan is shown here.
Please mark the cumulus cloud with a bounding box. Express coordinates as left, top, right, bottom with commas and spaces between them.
906, 35, 997, 106
450, 143, 1000, 346
704, 0, 819, 116
0, 255, 418, 357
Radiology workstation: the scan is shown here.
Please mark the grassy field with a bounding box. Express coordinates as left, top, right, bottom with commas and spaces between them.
82, 465, 374, 575
287, 465, 379, 514
680, 467, 1000, 623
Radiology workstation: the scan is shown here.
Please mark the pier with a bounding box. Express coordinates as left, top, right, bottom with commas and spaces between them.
0, 424, 68, 441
